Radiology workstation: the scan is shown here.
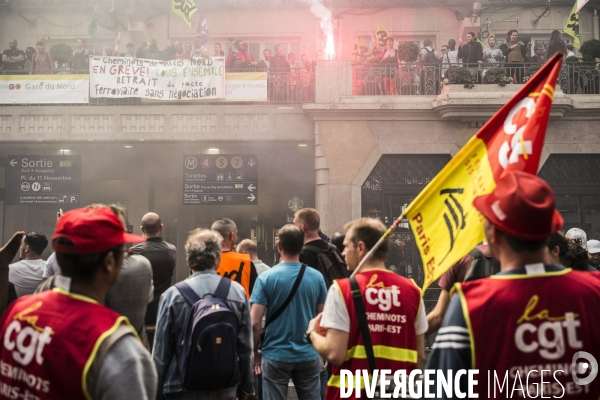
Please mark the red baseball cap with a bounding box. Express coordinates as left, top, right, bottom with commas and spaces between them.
52, 207, 145, 254
473, 171, 563, 241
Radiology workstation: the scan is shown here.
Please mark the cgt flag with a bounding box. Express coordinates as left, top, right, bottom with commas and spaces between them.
564, 1, 581, 48
404, 53, 564, 293
172, 0, 198, 28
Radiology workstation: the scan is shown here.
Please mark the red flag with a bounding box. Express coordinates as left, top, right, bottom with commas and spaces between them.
403, 53, 564, 292
479, 53, 564, 180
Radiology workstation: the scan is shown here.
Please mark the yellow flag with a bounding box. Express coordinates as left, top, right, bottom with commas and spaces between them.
564, 1, 581, 48
476, 37, 485, 52
171, 0, 198, 28
403, 54, 564, 293
376, 22, 390, 47
353, 37, 373, 59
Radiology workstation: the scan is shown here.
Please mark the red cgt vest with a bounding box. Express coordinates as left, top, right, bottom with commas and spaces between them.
0, 288, 133, 400
457, 269, 600, 399
325, 269, 421, 400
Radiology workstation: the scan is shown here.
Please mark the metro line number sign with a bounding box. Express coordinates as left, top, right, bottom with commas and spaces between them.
183, 154, 258, 205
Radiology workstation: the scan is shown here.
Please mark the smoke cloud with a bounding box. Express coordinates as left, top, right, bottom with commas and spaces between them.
302, 0, 335, 59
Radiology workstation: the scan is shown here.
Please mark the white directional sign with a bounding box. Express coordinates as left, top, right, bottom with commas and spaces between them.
6, 156, 82, 205
183, 154, 258, 205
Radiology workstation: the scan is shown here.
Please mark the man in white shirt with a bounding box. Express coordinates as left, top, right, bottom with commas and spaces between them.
237, 239, 270, 274
9, 232, 48, 297
483, 36, 504, 67
308, 218, 427, 399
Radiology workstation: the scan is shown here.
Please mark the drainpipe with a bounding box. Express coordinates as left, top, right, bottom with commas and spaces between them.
593, 9, 599, 40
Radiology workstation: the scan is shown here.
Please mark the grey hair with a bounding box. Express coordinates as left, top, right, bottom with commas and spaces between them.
186, 229, 223, 271
211, 218, 236, 238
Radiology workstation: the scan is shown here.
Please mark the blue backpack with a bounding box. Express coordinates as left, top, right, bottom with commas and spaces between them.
175, 277, 240, 391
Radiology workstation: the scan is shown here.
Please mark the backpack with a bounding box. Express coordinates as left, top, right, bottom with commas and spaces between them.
423, 48, 438, 64
303, 244, 349, 287
464, 247, 500, 282
174, 278, 240, 391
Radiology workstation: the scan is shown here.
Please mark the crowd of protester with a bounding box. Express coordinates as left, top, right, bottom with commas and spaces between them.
1, 171, 600, 398
352, 29, 580, 95
0, 30, 586, 101
0, 36, 317, 101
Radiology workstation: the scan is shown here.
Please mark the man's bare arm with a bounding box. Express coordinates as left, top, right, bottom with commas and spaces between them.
308, 313, 349, 366
426, 289, 450, 336
0, 232, 25, 314
416, 333, 426, 369
250, 303, 266, 352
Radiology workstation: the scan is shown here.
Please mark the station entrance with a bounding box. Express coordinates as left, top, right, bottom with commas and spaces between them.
0, 141, 315, 279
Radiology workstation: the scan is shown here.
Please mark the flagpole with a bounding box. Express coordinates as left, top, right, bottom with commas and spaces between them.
350, 211, 404, 277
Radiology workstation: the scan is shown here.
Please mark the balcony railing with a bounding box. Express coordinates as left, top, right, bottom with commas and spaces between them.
352, 61, 600, 96
1, 61, 598, 107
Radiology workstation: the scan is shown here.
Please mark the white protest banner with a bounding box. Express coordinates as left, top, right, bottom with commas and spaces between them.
89, 56, 225, 100
225, 72, 267, 101
0, 74, 89, 104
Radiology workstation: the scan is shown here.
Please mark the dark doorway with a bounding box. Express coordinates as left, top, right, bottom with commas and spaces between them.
361, 154, 452, 312
539, 154, 600, 238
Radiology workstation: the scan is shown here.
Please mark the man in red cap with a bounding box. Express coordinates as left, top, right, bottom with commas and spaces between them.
427, 171, 600, 398
0, 207, 157, 400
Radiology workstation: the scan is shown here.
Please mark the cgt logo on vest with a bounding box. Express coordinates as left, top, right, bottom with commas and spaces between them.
364, 274, 401, 312
514, 295, 581, 360
3, 302, 53, 366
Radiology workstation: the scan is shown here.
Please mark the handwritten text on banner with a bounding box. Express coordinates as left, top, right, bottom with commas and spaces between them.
89, 56, 225, 100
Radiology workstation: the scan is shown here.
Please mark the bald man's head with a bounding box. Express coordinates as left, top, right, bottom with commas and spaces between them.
211, 218, 237, 251
237, 239, 258, 260
141, 212, 162, 237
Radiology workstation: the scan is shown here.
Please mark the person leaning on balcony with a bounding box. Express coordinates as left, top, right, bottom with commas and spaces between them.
369, 29, 397, 95
2, 39, 26, 73
23, 47, 36, 72
440, 39, 460, 80
500, 30, 527, 83
214, 43, 225, 57
546, 30, 567, 60
30, 41, 55, 74
66, 38, 90, 73
530, 44, 546, 63
270, 45, 291, 101
457, 32, 483, 80
419, 39, 440, 94
226, 40, 254, 70
352, 54, 365, 95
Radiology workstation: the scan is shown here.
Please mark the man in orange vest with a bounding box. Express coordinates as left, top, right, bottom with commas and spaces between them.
0, 207, 157, 399
427, 171, 600, 398
307, 217, 427, 400
212, 218, 258, 299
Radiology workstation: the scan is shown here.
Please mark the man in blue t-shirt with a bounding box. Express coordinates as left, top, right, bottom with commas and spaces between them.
251, 224, 328, 400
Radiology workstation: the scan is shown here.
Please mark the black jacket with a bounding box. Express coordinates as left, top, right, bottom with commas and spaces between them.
546, 41, 566, 60
130, 237, 177, 325
457, 41, 483, 65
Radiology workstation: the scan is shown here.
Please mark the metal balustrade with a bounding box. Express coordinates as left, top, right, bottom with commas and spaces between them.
1, 61, 599, 106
